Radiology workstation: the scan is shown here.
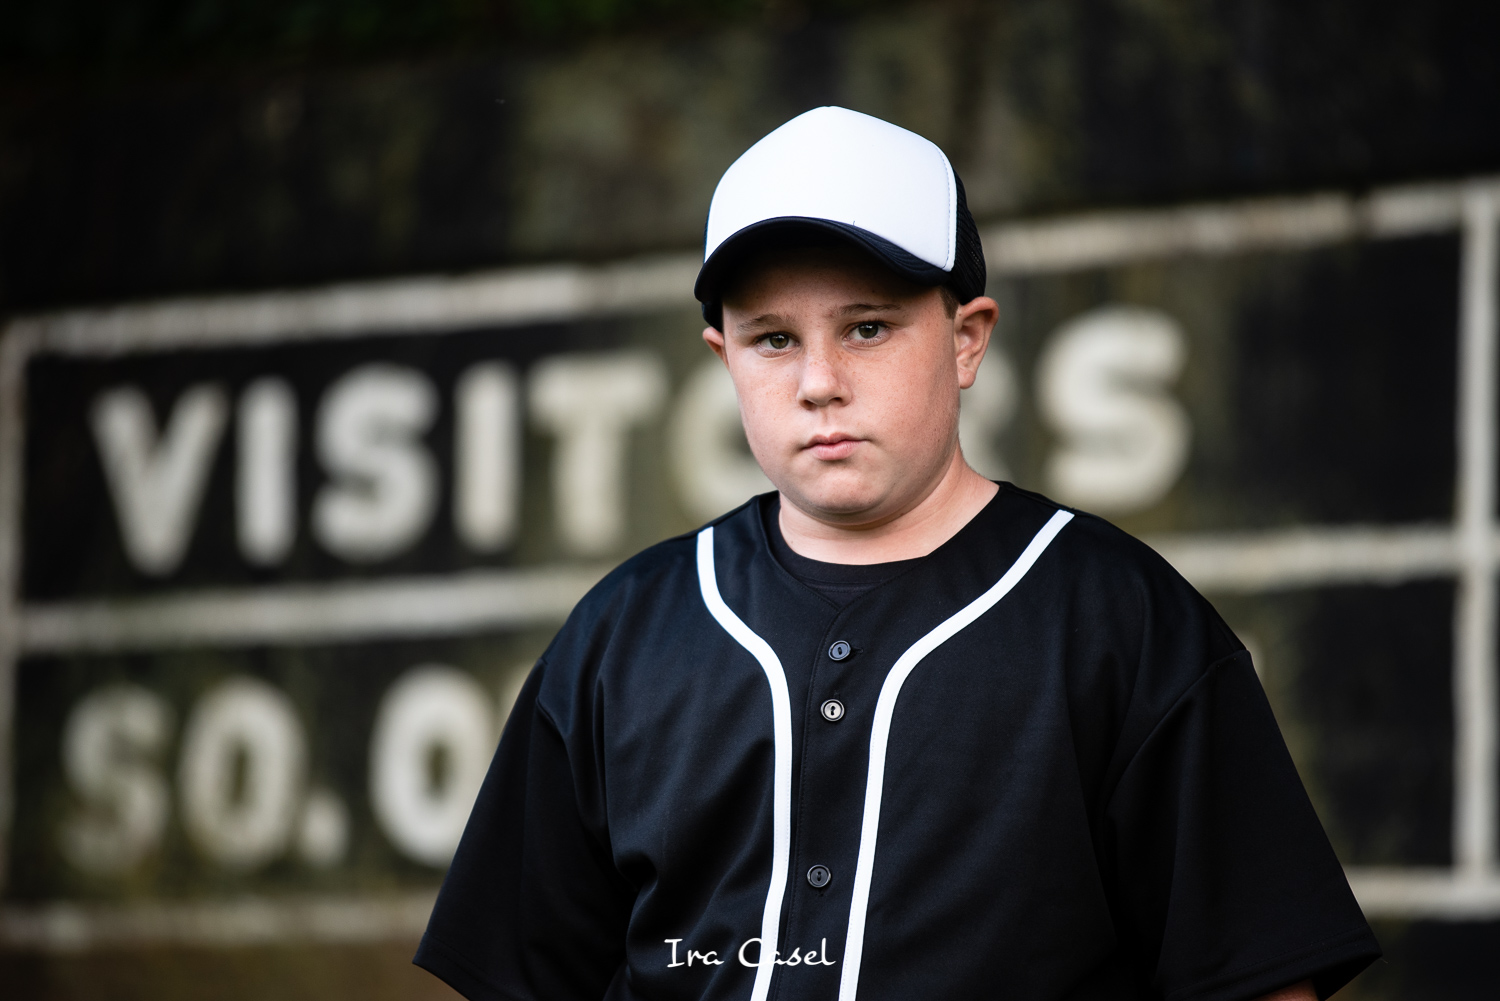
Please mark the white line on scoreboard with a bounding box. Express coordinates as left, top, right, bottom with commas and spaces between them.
3, 526, 1473, 654
982, 180, 1493, 275
0, 892, 436, 951
17, 564, 612, 652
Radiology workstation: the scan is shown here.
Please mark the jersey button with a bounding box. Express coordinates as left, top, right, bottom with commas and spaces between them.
828, 640, 852, 661
820, 699, 845, 722
807, 865, 832, 889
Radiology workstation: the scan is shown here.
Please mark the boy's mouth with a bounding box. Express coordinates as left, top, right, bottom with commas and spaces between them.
804, 433, 861, 461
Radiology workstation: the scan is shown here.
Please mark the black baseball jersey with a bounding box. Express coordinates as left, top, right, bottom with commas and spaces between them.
415, 485, 1380, 1001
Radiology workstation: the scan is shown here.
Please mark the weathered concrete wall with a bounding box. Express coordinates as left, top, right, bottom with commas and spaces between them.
3, 1, 1499, 310
4, 3, 1500, 999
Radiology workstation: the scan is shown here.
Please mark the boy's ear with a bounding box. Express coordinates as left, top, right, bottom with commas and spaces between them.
953, 296, 999, 390
703, 325, 729, 365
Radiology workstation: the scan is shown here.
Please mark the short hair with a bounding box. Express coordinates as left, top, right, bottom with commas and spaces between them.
938, 284, 960, 318
719, 239, 967, 326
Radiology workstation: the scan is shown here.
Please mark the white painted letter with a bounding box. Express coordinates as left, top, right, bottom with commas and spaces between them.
529, 352, 667, 554
669, 360, 773, 520
454, 362, 521, 551
178, 677, 306, 869
91, 384, 228, 575
312, 364, 439, 562
60, 685, 172, 875
237, 378, 298, 565
369, 666, 494, 866
1038, 306, 1190, 513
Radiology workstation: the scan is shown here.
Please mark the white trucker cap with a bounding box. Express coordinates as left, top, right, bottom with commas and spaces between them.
694, 106, 985, 327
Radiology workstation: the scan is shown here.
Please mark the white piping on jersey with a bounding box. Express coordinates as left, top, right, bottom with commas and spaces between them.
696, 526, 794, 1001
838, 508, 1075, 1001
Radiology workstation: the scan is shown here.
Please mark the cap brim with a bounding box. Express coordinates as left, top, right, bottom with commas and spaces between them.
694, 217, 952, 327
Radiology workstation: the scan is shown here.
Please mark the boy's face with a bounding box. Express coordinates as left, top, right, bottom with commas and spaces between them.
703, 245, 996, 527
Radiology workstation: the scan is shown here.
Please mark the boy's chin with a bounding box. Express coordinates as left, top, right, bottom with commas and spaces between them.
778, 469, 897, 522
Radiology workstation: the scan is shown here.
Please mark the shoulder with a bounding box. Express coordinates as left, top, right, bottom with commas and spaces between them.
532, 500, 760, 712
993, 487, 1252, 769
999, 483, 1191, 591
998, 482, 1243, 669
572, 530, 699, 618
567, 496, 761, 619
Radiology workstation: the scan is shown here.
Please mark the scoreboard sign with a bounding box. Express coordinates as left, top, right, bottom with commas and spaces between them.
2, 177, 1499, 952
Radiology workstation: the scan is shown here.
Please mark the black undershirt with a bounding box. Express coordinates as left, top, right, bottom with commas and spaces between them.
761, 495, 924, 607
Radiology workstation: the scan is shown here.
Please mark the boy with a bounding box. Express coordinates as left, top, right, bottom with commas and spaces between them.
416, 107, 1380, 1001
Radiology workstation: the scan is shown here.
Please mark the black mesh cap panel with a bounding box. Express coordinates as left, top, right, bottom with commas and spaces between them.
946, 173, 987, 305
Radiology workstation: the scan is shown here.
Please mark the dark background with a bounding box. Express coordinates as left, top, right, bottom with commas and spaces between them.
4, 2, 1499, 999
4, 1, 1500, 312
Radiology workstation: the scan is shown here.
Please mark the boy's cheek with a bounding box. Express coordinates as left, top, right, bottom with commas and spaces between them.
738, 382, 803, 440
741, 417, 795, 483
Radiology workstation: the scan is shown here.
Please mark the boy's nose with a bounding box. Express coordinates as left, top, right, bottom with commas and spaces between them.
797, 343, 848, 407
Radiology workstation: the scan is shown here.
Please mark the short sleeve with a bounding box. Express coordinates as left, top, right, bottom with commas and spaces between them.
414, 661, 634, 1001
1105, 649, 1381, 1001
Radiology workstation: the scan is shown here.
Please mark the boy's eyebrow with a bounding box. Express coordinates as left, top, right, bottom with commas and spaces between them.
734, 302, 906, 332
736, 312, 792, 332
836, 302, 903, 316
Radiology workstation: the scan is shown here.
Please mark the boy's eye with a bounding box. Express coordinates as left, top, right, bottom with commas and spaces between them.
852, 322, 882, 340
765, 332, 791, 349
